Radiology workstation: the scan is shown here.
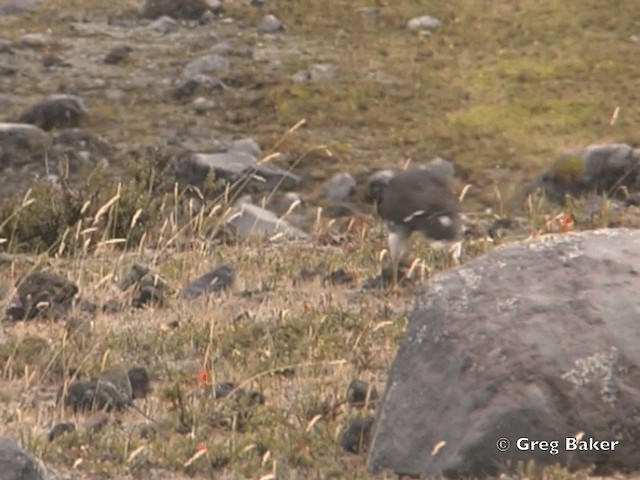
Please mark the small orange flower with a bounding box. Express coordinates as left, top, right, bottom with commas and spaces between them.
197, 369, 209, 385
559, 213, 573, 232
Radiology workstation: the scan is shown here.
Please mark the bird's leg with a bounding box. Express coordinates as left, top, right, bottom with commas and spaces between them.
388, 230, 408, 289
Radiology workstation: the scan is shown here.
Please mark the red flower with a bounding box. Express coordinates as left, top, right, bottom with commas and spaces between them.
196, 442, 208, 452
198, 369, 209, 385
559, 214, 573, 232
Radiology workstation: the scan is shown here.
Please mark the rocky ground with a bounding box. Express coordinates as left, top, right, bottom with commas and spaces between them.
1, 0, 640, 479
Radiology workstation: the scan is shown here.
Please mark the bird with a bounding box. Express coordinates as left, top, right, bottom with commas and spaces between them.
376, 167, 461, 287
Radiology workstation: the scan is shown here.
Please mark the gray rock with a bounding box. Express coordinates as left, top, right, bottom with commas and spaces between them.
368, 229, 640, 477
407, 15, 442, 31
180, 263, 235, 298
16, 94, 87, 131
324, 172, 356, 202
0, 122, 47, 169
228, 137, 262, 157
139, 0, 221, 20
192, 96, 214, 113
257, 14, 284, 33
47, 422, 75, 442
226, 202, 307, 240
533, 143, 640, 203
0, 0, 39, 16
0, 437, 50, 480
267, 192, 303, 215
98, 368, 133, 404
183, 53, 230, 77
147, 15, 178, 34
177, 151, 300, 193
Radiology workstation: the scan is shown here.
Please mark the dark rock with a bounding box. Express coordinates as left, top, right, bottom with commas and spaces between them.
16, 94, 87, 131
180, 264, 234, 299
98, 368, 133, 403
128, 367, 151, 399
323, 268, 355, 286
346, 379, 378, 407
368, 229, 640, 477
5, 272, 78, 321
132, 283, 164, 309
63, 379, 129, 412
117, 264, 149, 291
323, 172, 356, 202
102, 298, 124, 314
213, 381, 236, 399
173, 74, 225, 100
0, 437, 50, 480
47, 422, 75, 442
340, 416, 374, 454
139, 0, 221, 20
104, 45, 132, 65
257, 14, 284, 33
533, 143, 640, 203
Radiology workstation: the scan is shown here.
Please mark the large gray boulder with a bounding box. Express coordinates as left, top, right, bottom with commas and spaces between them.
0, 437, 49, 480
369, 229, 640, 478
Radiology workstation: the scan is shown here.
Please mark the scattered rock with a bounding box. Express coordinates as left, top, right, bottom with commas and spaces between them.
323, 172, 356, 202
63, 367, 150, 413
49, 128, 112, 172
533, 143, 640, 203
176, 151, 300, 193
346, 379, 378, 407
340, 416, 374, 454
407, 15, 442, 32
257, 14, 284, 33
147, 15, 178, 34
323, 268, 355, 286
16, 94, 87, 131
47, 422, 75, 442
173, 74, 225, 100
225, 201, 307, 240
369, 229, 640, 477
182, 53, 230, 77
139, 0, 220, 20
5, 272, 78, 321
0, 436, 50, 480
104, 45, 132, 65
0, 0, 39, 16
0, 122, 47, 170
180, 264, 235, 299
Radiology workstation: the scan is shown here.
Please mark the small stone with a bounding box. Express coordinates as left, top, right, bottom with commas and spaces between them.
323, 268, 355, 286
257, 14, 283, 33
213, 381, 236, 399
147, 15, 178, 34
132, 284, 164, 309
117, 264, 149, 291
128, 367, 151, 399
407, 15, 441, 31
180, 264, 235, 299
104, 45, 131, 65
192, 96, 213, 113
323, 172, 356, 202
340, 416, 374, 454
183, 53, 230, 77
47, 422, 75, 442
346, 379, 379, 407
173, 74, 224, 100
